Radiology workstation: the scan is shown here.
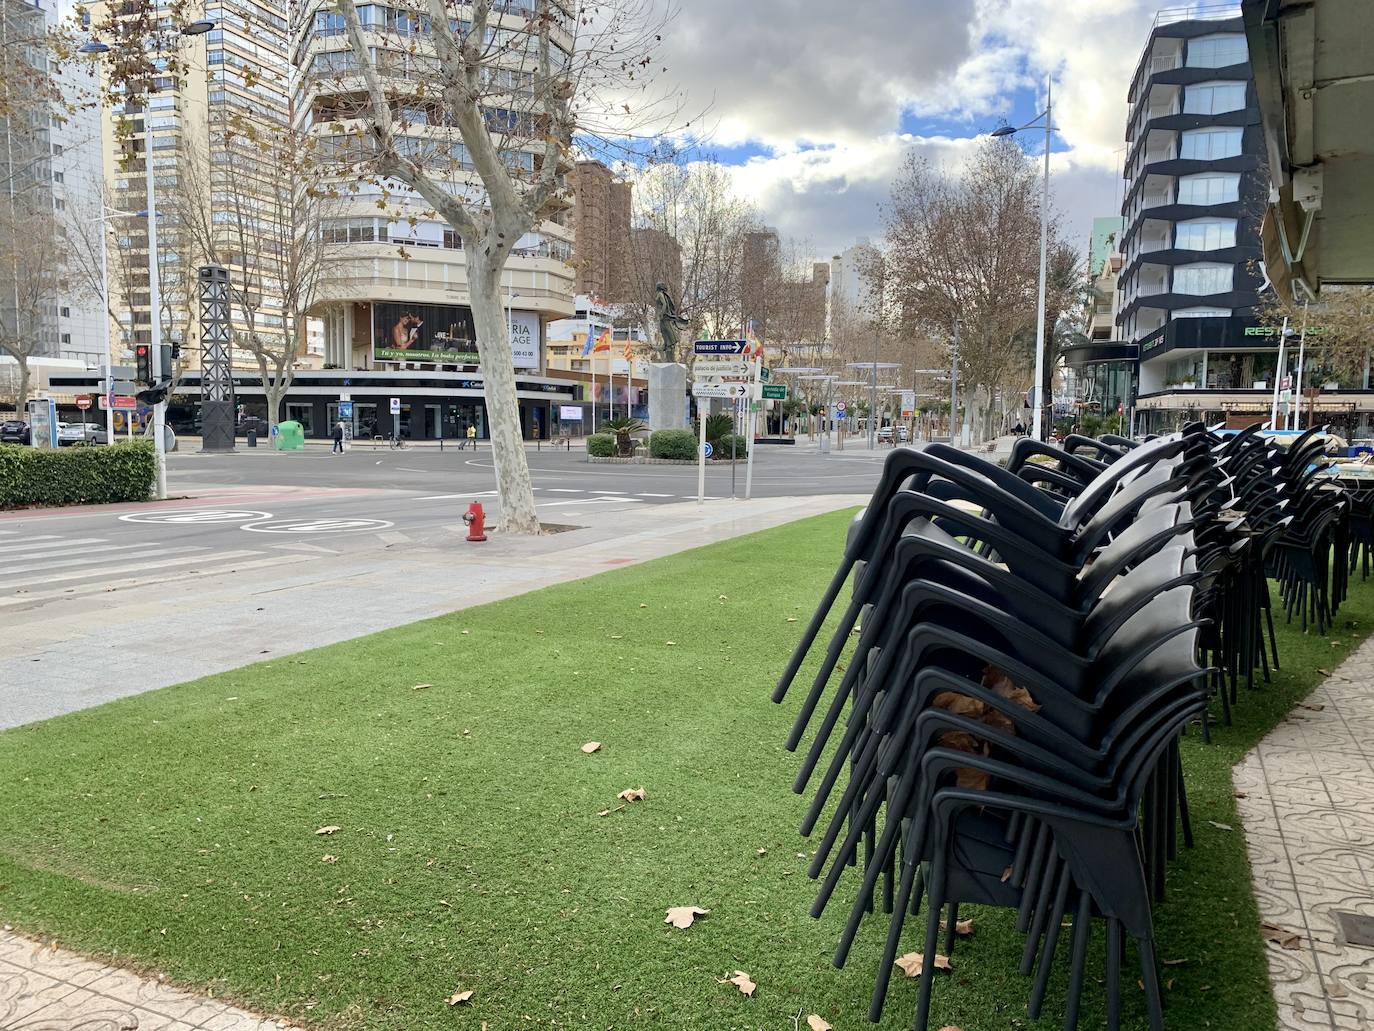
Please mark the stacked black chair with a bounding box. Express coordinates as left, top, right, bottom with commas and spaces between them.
774, 438, 1210, 1030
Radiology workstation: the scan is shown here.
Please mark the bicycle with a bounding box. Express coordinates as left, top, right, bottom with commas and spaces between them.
389, 433, 408, 450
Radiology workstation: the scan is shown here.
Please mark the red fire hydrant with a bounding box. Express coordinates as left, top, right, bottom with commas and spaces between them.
463, 501, 488, 542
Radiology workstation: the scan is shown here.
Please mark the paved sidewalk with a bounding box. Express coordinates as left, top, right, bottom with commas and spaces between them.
0, 928, 288, 1030
1236, 635, 1374, 1030
1, 493, 866, 728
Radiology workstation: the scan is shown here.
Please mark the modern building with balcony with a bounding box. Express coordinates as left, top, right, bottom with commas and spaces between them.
292, 0, 577, 441
1120, 4, 1278, 431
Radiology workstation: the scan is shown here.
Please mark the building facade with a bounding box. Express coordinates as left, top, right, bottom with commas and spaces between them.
569, 159, 631, 303
1121, 4, 1277, 431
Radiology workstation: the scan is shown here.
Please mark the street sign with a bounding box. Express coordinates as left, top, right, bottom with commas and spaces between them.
694, 339, 749, 356
100, 394, 137, 411
339, 400, 354, 420
389, 397, 401, 414
761, 384, 787, 400
692, 382, 750, 399
75, 396, 92, 411
693, 359, 750, 378
702, 441, 714, 459
835, 408, 847, 420
836, 401, 847, 413
760, 367, 771, 382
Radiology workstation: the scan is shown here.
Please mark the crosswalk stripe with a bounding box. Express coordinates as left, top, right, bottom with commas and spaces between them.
545, 488, 582, 493
589, 490, 626, 495
0, 552, 306, 609
0, 541, 146, 564
635, 493, 675, 498
0, 547, 206, 586
0, 535, 71, 553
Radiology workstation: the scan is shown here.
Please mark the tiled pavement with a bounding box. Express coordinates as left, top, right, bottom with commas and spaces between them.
0, 929, 289, 1030
1236, 635, 1374, 1030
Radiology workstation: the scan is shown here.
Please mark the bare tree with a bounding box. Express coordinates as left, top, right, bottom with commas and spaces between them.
879, 139, 1065, 443
1260, 285, 1374, 384
332, 0, 672, 532
180, 119, 344, 432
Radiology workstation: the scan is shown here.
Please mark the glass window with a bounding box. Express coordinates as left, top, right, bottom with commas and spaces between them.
1173, 264, 1233, 295
1183, 81, 1246, 115
1187, 34, 1248, 69
1175, 217, 1237, 250
1177, 172, 1240, 205
1173, 306, 1232, 318
1180, 127, 1243, 160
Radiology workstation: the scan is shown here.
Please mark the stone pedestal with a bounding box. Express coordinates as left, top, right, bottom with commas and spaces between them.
648, 362, 687, 430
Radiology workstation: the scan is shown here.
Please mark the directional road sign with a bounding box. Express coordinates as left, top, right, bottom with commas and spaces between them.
694, 339, 749, 356
692, 381, 750, 399
693, 359, 750, 378
702, 441, 714, 459
100, 394, 137, 411
761, 384, 787, 400
760, 367, 771, 382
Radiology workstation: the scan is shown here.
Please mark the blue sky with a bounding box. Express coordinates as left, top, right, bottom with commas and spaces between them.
646, 0, 1175, 262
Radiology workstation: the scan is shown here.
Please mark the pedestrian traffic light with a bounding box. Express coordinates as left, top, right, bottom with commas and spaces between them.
135, 343, 151, 385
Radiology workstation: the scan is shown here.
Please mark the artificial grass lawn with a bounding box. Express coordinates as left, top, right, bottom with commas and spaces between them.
0, 510, 1367, 1030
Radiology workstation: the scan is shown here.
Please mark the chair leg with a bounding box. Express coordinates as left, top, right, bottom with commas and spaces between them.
1138, 933, 1167, 1031
1030, 862, 1073, 1019
867, 856, 922, 1022
1022, 850, 1060, 976
914, 849, 947, 1031
1062, 890, 1093, 1031
1106, 919, 1122, 1030
944, 901, 959, 955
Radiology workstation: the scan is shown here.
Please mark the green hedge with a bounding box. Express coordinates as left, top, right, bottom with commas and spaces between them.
649, 428, 696, 460
586, 433, 615, 458
0, 439, 157, 509
715, 434, 749, 459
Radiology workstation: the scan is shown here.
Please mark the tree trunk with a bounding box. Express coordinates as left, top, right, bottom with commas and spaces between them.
468, 262, 541, 534
15, 356, 30, 416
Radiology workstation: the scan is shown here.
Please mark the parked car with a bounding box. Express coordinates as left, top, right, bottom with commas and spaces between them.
237, 416, 269, 438
0, 419, 30, 445
58, 422, 108, 446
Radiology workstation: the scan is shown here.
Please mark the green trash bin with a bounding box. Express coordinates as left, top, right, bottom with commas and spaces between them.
275, 420, 305, 451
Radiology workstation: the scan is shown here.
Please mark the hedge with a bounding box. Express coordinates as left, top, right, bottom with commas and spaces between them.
649, 428, 696, 460
715, 434, 749, 459
585, 433, 615, 458
0, 439, 157, 509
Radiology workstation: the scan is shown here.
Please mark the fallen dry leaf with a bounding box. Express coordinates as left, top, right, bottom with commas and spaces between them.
1207, 821, 1233, 832
446, 989, 473, 1006
1163, 958, 1188, 966
412, 683, 432, 691
665, 641, 676, 646
756, 848, 767, 856
315, 825, 341, 836
894, 952, 951, 977
939, 1027, 964, 1031
597, 809, 611, 817
581, 741, 602, 754
723, 970, 756, 997
1301, 703, 1326, 712
940, 918, 975, 937
664, 905, 709, 929
1262, 922, 1302, 950
807, 1016, 831, 1031
618, 786, 646, 802
320, 854, 338, 864
1001, 866, 1014, 883
786, 617, 797, 623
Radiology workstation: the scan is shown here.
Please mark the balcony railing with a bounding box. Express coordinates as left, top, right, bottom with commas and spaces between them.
1154, 2, 1241, 26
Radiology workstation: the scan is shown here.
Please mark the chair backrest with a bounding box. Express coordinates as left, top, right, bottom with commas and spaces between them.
1061, 434, 1189, 528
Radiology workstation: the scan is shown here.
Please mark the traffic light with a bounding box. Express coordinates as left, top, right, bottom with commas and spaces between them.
135, 343, 152, 385
161, 343, 175, 373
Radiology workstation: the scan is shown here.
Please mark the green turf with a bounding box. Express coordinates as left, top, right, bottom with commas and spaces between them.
0, 511, 1365, 1030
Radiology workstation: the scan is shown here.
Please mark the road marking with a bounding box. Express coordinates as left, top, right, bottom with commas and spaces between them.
0, 535, 85, 553
0, 546, 204, 583
417, 491, 498, 501
0, 548, 230, 590
120, 509, 272, 525
239, 517, 395, 535
545, 488, 582, 493
378, 530, 412, 545
0, 541, 166, 565
634, 493, 675, 498
535, 497, 643, 509
270, 542, 339, 554
589, 490, 626, 495
396, 467, 428, 473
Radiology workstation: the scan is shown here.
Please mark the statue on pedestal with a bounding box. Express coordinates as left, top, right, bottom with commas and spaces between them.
654, 282, 690, 365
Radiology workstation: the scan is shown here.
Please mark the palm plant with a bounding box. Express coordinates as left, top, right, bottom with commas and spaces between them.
703, 413, 734, 443
602, 416, 648, 457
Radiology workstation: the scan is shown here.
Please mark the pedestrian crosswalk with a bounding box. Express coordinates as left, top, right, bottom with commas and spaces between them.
417, 486, 721, 503
0, 528, 307, 610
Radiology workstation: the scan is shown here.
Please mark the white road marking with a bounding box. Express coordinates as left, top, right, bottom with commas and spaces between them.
0, 535, 87, 553
589, 490, 626, 495
0, 541, 168, 565
634, 493, 675, 498
270, 542, 339, 554
240, 518, 395, 534
534, 496, 644, 509
0, 553, 309, 609
120, 509, 271, 525
417, 491, 498, 501
544, 488, 582, 493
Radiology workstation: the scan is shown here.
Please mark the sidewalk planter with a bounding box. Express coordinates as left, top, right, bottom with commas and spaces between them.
586, 433, 614, 458
649, 429, 696, 460
0, 439, 157, 509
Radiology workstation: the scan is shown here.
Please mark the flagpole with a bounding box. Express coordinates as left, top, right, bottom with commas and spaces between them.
590, 331, 597, 434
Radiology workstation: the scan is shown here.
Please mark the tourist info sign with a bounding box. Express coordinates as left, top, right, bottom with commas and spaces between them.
692, 381, 750, 399
693, 359, 750, 378
694, 339, 749, 355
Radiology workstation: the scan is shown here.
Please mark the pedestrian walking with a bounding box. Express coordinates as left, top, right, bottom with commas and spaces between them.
466, 423, 477, 450
332, 420, 345, 454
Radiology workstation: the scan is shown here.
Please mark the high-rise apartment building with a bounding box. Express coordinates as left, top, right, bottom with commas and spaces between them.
89, 0, 290, 367
569, 160, 631, 303
1120, 4, 1270, 430
829, 239, 879, 322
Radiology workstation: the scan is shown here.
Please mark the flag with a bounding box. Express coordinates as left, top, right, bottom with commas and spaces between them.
592, 329, 612, 353
745, 320, 763, 358
623, 340, 634, 362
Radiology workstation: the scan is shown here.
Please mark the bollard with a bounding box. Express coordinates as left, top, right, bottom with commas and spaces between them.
463, 501, 488, 542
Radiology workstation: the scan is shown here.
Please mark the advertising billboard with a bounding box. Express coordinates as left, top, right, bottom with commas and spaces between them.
373, 302, 539, 369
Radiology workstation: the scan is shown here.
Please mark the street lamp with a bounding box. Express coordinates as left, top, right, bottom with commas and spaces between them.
846, 361, 901, 449
81, 19, 216, 499
990, 74, 1057, 441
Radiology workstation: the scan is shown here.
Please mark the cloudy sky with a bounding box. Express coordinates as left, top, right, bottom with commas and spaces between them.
656, 0, 1172, 262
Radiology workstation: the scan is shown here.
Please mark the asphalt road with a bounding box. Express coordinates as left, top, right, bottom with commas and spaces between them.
0, 442, 885, 615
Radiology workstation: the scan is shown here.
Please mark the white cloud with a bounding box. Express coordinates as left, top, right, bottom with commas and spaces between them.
651, 0, 1164, 260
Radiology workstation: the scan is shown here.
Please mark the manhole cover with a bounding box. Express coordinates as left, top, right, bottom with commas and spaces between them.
1334, 910, 1374, 948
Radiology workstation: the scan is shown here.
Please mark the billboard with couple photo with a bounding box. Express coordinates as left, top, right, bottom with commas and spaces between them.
373, 302, 539, 368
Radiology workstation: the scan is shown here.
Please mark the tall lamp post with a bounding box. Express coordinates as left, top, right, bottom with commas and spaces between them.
991, 74, 1057, 441
846, 361, 901, 447
80, 18, 215, 499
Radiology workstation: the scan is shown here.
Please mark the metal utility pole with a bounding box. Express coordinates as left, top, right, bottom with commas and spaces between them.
950, 321, 960, 446
1031, 75, 1052, 441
